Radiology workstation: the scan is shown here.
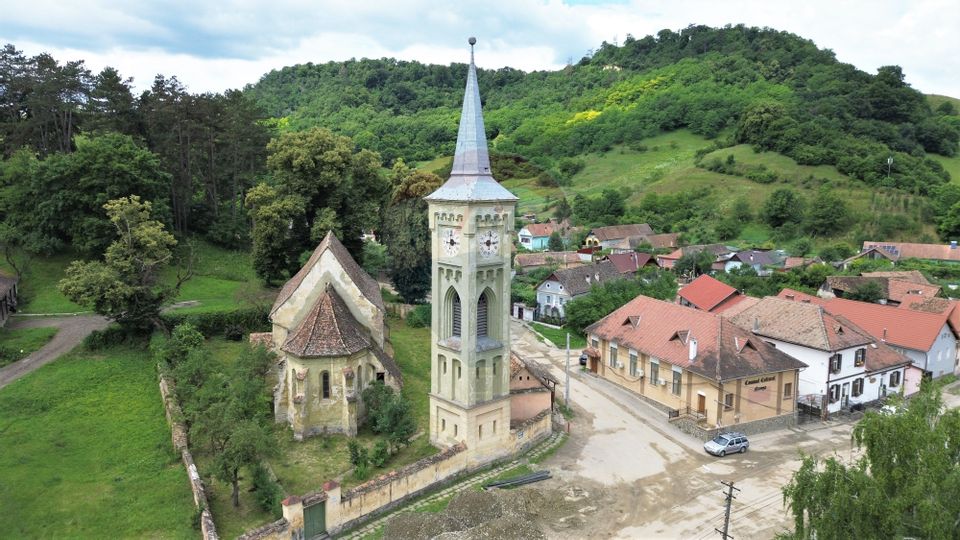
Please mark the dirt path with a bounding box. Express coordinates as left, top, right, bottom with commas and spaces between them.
0, 315, 110, 390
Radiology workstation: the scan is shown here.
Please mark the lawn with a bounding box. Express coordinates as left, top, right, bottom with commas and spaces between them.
0, 345, 195, 538
1, 239, 272, 315
0, 325, 58, 368
530, 322, 586, 350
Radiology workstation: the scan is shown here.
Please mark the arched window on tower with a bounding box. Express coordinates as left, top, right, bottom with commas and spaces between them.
322, 371, 330, 399
452, 292, 462, 337
477, 292, 489, 338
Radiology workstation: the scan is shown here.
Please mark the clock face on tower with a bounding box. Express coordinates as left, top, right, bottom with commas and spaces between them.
442, 227, 462, 256
478, 229, 500, 258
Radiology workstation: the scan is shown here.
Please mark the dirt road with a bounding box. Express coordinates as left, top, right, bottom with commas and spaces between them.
0, 315, 109, 390
511, 321, 858, 539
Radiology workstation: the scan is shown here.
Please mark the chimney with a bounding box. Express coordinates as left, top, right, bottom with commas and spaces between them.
786, 294, 795, 300
689, 337, 698, 361
752, 317, 760, 332
882, 327, 887, 341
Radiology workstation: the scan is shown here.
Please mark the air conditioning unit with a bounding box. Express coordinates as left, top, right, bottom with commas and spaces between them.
616, 361, 624, 369
660, 378, 668, 386
637, 369, 644, 378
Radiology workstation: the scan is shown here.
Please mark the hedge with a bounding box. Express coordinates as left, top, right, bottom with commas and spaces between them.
159, 305, 271, 337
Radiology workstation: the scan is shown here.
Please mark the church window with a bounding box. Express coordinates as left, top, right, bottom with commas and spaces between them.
441, 418, 446, 432
322, 371, 330, 399
376, 372, 385, 382
493, 420, 497, 433
479, 425, 483, 439
454, 424, 458, 437
452, 292, 462, 337
477, 292, 489, 337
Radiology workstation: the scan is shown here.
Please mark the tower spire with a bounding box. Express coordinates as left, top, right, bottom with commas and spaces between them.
425, 37, 517, 202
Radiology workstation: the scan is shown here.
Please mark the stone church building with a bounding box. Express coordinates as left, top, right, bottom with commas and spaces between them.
269, 231, 401, 440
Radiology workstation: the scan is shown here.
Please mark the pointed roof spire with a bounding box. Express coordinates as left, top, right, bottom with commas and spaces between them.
426, 37, 517, 203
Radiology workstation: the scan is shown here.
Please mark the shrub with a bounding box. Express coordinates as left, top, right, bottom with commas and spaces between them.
223, 324, 244, 342
250, 464, 282, 518
160, 306, 270, 338
371, 439, 389, 468
83, 324, 148, 350
405, 304, 431, 328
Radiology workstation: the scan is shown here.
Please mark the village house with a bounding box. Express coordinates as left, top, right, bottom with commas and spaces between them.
859, 240, 960, 263
583, 223, 653, 249
513, 251, 585, 273
723, 249, 779, 275
582, 295, 806, 438
729, 296, 914, 417
517, 220, 570, 251
0, 272, 18, 328
601, 252, 657, 275
535, 260, 620, 320
781, 256, 823, 272
818, 273, 940, 306
823, 297, 958, 379
268, 232, 402, 440
657, 243, 736, 271
509, 352, 557, 423
838, 246, 898, 269
608, 233, 681, 253
678, 274, 749, 314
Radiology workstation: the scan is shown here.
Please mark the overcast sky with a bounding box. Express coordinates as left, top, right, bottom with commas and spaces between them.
1, 0, 957, 97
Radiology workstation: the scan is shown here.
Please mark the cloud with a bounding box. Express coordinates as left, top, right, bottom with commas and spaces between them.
1, 0, 957, 96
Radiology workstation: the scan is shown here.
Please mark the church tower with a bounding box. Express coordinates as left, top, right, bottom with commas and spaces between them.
425, 38, 517, 463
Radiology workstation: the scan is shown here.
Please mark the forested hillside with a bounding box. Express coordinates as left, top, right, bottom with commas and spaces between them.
249, 25, 958, 195
3, 25, 960, 297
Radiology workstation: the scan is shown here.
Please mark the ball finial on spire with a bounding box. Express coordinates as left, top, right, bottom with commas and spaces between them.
468, 36, 477, 46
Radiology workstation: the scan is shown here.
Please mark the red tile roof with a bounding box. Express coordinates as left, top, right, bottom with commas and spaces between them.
899, 297, 960, 335
824, 298, 952, 352
776, 288, 827, 305
515, 251, 583, 268
679, 275, 739, 312
282, 285, 372, 357
729, 297, 874, 351
522, 223, 557, 238
604, 252, 653, 274
587, 224, 654, 241
862, 241, 960, 262
586, 295, 806, 382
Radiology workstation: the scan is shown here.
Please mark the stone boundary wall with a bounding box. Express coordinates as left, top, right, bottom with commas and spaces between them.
509, 409, 553, 454
158, 372, 219, 540
385, 302, 415, 318
671, 411, 798, 441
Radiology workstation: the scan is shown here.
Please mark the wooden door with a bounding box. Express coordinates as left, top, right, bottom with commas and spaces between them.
304, 501, 326, 539
697, 394, 706, 415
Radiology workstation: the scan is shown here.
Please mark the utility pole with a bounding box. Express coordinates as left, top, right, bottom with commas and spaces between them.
716, 480, 740, 540
565, 333, 571, 405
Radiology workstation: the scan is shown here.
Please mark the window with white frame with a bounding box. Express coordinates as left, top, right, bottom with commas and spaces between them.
650, 359, 660, 386
591, 337, 599, 349
829, 384, 840, 403
784, 382, 793, 399
672, 369, 682, 395
629, 351, 638, 376
609, 344, 618, 368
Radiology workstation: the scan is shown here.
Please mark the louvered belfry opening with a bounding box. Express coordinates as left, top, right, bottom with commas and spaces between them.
452, 292, 462, 337
477, 292, 489, 337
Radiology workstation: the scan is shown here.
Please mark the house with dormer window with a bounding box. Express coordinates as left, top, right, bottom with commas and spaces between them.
582, 294, 806, 438
728, 297, 912, 417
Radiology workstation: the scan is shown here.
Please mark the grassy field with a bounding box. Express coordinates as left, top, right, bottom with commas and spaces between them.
530, 322, 586, 350
0, 345, 195, 538
0, 325, 58, 368
1, 239, 272, 315
931, 153, 960, 185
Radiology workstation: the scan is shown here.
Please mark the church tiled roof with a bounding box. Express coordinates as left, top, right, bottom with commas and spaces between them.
282, 285, 372, 358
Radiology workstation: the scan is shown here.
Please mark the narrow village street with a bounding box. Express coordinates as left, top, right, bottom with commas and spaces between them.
510, 321, 862, 539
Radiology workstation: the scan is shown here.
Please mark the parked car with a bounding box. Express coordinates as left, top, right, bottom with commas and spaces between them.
578, 353, 588, 366
704, 432, 749, 457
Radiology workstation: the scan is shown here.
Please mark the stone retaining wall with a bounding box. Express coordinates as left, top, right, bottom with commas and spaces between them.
158, 371, 218, 540
671, 411, 797, 441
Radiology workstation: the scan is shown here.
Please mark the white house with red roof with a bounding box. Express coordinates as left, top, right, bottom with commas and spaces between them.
728, 297, 913, 416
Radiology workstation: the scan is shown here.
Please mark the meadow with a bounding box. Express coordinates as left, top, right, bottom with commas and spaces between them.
0, 345, 196, 538
0, 326, 58, 368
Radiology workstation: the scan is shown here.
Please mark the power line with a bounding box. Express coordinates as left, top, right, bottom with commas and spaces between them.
716, 480, 741, 540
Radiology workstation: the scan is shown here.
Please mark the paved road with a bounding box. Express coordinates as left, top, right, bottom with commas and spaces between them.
511, 320, 858, 539
0, 315, 109, 390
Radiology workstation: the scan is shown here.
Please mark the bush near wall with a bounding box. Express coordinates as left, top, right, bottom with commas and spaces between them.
84, 306, 271, 349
